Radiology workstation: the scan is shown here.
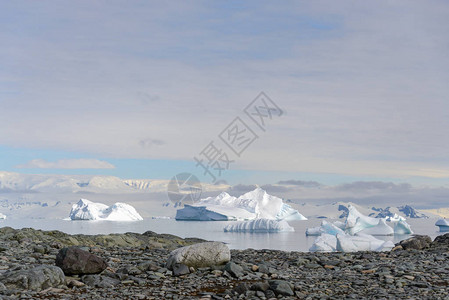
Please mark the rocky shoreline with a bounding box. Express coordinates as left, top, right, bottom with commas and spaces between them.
0, 227, 448, 299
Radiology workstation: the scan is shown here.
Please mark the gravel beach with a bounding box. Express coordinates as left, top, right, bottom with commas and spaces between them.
0, 227, 448, 299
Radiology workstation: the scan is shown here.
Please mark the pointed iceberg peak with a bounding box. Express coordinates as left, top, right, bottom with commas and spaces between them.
216, 191, 232, 199
239, 187, 267, 200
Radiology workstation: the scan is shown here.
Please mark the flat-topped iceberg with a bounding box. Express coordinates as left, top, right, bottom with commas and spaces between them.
435, 219, 449, 232
69, 199, 143, 221
224, 219, 294, 233
175, 188, 307, 221
336, 233, 395, 252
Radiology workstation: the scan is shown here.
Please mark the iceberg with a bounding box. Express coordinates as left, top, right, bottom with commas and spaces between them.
435, 219, 449, 232
309, 234, 337, 252
176, 188, 307, 221
223, 219, 294, 232
305, 226, 321, 236
320, 220, 346, 236
394, 219, 414, 235
69, 199, 143, 221
336, 233, 395, 252
358, 219, 394, 236
308, 205, 410, 252
345, 204, 379, 235
0, 212, 6, 220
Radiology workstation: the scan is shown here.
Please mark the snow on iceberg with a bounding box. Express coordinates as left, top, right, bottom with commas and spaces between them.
175, 188, 307, 221
69, 199, 143, 221
223, 219, 294, 233
435, 219, 449, 232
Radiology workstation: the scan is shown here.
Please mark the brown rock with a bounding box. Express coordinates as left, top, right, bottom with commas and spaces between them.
55, 247, 107, 276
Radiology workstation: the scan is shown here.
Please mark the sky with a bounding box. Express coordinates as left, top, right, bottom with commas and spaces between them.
1, 1, 449, 188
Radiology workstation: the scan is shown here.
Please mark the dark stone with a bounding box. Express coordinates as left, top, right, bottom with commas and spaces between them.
258, 264, 270, 274
55, 246, 108, 275
269, 280, 294, 296
397, 235, 432, 250
432, 233, 449, 247
250, 281, 270, 292
224, 262, 244, 278
233, 283, 248, 294
172, 263, 190, 276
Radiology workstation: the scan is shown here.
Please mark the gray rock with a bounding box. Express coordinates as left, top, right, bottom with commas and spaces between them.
166, 242, 230, 269
250, 281, 270, 292
81, 274, 121, 288
432, 233, 449, 248
269, 280, 294, 296
55, 246, 108, 275
0, 265, 65, 291
172, 263, 190, 276
224, 262, 244, 278
398, 235, 432, 250
233, 282, 249, 294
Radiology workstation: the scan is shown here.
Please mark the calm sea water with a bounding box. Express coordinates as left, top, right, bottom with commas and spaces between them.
0, 218, 444, 252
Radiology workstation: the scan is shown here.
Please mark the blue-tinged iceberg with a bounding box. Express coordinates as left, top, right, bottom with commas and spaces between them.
224, 219, 294, 233
435, 219, 449, 232
175, 188, 307, 221
394, 219, 414, 234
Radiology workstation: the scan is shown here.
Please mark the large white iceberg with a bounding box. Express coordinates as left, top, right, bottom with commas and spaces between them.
0, 212, 6, 220
175, 188, 307, 221
223, 219, 294, 233
435, 219, 449, 232
69, 199, 143, 221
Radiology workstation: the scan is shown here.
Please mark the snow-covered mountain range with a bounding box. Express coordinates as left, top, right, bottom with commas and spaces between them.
0, 172, 227, 194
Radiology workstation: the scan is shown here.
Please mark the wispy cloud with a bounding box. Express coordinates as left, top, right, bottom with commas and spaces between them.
15, 159, 115, 169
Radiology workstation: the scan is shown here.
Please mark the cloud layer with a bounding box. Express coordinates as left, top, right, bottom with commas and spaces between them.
15, 159, 115, 169
1, 1, 449, 180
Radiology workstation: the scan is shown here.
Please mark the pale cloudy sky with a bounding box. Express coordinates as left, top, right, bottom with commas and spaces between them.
1, 1, 449, 187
